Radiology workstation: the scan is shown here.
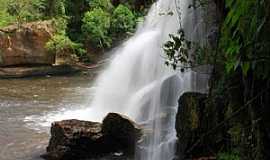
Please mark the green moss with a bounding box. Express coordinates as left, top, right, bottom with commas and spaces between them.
225, 104, 233, 120
189, 97, 199, 130
217, 151, 240, 160
227, 123, 242, 145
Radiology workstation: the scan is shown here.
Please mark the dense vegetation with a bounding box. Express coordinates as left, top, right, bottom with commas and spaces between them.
0, 0, 148, 62
165, 0, 270, 159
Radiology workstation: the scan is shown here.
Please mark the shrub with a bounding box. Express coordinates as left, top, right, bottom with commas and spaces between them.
0, 10, 15, 27
46, 34, 75, 55
111, 4, 135, 34
46, 34, 86, 59
81, 8, 111, 48
51, 17, 69, 34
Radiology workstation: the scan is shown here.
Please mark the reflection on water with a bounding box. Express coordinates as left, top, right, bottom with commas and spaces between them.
0, 72, 97, 160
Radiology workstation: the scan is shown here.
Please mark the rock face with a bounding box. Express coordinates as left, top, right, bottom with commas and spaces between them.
0, 21, 55, 66
175, 92, 225, 159
42, 113, 142, 160
176, 92, 207, 159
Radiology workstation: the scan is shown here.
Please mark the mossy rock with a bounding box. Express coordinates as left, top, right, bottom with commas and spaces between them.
175, 92, 227, 159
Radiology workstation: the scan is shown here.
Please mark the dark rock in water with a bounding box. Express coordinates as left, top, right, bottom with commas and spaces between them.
42, 119, 105, 160
102, 113, 142, 154
42, 113, 142, 160
175, 92, 226, 159
175, 92, 207, 159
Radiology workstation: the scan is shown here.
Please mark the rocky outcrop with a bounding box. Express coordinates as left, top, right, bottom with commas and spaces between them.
175, 92, 227, 159
175, 92, 207, 159
42, 113, 142, 160
0, 21, 55, 66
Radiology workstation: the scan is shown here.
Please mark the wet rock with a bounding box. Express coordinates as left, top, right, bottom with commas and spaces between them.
42, 113, 142, 160
102, 113, 142, 154
175, 92, 226, 159
0, 20, 55, 66
175, 92, 207, 159
42, 119, 106, 160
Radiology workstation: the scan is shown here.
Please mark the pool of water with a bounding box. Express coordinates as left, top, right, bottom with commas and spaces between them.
0, 72, 98, 160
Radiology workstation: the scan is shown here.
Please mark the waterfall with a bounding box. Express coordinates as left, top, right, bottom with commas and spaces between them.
84, 0, 207, 159
29, 0, 209, 159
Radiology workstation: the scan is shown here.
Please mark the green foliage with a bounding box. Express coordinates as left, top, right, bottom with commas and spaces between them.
46, 34, 74, 54
0, 10, 15, 27
81, 8, 111, 48
111, 5, 136, 34
163, 29, 192, 70
89, 0, 113, 11
0, 0, 146, 59
48, 16, 87, 61
163, 0, 270, 79
0, 0, 51, 27
43, 0, 66, 17
0, 0, 48, 27
51, 17, 68, 34
82, 1, 141, 49
46, 34, 86, 59
217, 151, 240, 160
221, 0, 270, 78
64, 0, 90, 41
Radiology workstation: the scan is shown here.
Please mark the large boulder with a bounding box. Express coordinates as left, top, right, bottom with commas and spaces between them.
0, 21, 55, 66
175, 92, 207, 159
43, 119, 110, 160
102, 113, 142, 154
175, 92, 225, 159
42, 113, 142, 160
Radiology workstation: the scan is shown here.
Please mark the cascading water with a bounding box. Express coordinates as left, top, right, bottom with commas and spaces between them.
27, 0, 209, 159
83, 0, 207, 159
84, 0, 186, 159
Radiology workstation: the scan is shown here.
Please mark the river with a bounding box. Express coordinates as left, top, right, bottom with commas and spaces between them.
0, 72, 98, 160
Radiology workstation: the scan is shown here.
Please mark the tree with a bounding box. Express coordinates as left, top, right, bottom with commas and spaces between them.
111, 4, 135, 35
6, 0, 47, 27
43, 0, 66, 18
81, 8, 111, 48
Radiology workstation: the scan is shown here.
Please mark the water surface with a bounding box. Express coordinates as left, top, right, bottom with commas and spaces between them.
0, 72, 97, 160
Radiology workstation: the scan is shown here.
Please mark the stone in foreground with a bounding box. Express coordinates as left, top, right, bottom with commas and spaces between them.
42, 113, 142, 160
102, 113, 142, 154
